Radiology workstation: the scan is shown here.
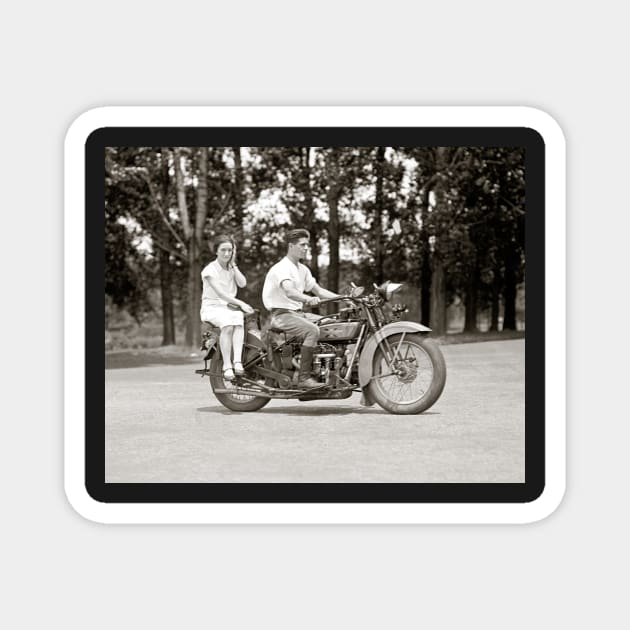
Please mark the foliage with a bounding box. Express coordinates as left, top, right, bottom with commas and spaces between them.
104, 146, 526, 344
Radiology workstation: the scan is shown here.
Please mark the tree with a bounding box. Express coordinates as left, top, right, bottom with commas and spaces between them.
106, 146, 193, 344
373, 146, 385, 284
104, 144, 526, 349
299, 147, 320, 280
104, 217, 152, 324
174, 147, 210, 347
231, 146, 245, 241
105, 147, 176, 339
459, 147, 525, 331
261, 147, 322, 280
319, 147, 366, 292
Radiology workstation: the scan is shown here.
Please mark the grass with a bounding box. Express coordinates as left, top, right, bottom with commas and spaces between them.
106, 322, 524, 353
436, 329, 525, 345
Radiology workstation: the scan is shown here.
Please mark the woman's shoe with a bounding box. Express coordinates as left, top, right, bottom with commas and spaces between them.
223, 368, 235, 381
233, 362, 245, 376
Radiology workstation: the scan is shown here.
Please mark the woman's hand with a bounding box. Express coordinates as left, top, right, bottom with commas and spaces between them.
239, 301, 254, 315
229, 245, 237, 269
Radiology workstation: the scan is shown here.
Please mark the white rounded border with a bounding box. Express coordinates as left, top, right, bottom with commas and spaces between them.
64, 106, 565, 524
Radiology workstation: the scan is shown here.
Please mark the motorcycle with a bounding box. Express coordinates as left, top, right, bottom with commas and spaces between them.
195, 281, 446, 415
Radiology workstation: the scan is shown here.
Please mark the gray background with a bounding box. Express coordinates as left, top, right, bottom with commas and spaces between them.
2, 1, 626, 627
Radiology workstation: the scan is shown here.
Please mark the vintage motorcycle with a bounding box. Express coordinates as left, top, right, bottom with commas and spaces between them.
195, 282, 446, 415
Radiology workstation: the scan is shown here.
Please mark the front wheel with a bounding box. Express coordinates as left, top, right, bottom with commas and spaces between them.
368, 333, 446, 414
209, 353, 271, 412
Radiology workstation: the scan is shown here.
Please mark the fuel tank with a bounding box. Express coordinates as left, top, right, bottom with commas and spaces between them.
318, 320, 362, 341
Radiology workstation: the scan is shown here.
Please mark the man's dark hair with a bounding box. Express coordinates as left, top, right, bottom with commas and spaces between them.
286, 228, 310, 245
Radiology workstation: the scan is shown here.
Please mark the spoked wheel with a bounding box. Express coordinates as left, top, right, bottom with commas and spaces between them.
209, 354, 271, 412
368, 333, 446, 414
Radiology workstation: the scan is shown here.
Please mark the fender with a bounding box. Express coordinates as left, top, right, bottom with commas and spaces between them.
358, 321, 432, 387
202, 335, 218, 360
202, 328, 265, 360
245, 327, 266, 351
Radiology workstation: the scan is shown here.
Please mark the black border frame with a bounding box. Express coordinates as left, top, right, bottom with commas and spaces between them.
89, 127, 544, 504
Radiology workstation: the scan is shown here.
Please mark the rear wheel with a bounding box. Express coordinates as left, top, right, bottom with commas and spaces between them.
368, 333, 446, 414
209, 353, 271, 412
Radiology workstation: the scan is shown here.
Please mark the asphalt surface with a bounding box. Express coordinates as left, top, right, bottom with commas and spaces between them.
105, 339, 524, 483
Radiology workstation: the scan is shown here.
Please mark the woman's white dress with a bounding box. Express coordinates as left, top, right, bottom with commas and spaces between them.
199, 260, 244, 328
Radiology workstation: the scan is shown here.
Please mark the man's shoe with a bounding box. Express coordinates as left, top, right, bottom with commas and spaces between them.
297, 346, 319, 389
298, 376, 322, 389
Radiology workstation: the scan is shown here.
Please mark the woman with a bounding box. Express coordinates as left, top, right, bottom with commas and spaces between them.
200, 234, 254, 381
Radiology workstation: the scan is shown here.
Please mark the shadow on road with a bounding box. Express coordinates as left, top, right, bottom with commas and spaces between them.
197, 405, 440, 417
197, 405, 374, 416
106, 353, 200, 369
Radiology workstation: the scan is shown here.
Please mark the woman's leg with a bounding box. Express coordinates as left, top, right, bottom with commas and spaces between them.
219, 325, 234, 369
232, 325, 244, 364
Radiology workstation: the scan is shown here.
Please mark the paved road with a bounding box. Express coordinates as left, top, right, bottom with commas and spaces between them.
105, 340, 524, 483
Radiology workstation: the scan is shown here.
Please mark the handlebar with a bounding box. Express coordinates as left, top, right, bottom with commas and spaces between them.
314, 296, 358, 306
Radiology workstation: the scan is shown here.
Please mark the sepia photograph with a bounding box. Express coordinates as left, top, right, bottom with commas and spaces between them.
101, 138, 533, 493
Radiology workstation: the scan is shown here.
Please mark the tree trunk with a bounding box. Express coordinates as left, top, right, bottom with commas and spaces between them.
419, 185, 432, 325
159, 150, 175, 345
373, 146, 385, 284
175, 148, 195, 347
430, 149, 450, 335
159, 249, 175, 345
302, 147, 319, 280
503, 246, 517, 330
327, 188, 340, 292
177, 147, 209, 348
232, 147, 244, 241
464, 255, 479, 332
325, 149, 342, 293
421, 250, 432, 324
490, 268, 501, 332
430, 259, 447, 335
186, 238, 201, 347
189, 148, 209, 347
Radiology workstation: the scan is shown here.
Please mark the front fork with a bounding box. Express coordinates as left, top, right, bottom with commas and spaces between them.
377, 332, 407, 372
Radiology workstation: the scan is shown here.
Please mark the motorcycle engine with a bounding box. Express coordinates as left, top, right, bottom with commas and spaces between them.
289, 342, 355, 384
310, 342, 345, 383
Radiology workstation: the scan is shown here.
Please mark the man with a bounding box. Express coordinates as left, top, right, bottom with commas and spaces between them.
262, 228, 341, 388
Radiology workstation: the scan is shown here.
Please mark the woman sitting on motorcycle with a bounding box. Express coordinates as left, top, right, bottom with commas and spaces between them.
200, 234, 254, 381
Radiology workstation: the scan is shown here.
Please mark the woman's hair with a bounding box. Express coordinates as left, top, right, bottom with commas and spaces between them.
214, 234, 235, 254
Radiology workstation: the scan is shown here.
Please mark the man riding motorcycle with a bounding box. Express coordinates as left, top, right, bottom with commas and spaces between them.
261, 228, 341, 389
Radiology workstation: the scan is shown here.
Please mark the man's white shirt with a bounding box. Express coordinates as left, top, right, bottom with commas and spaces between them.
262, 257, 316, 311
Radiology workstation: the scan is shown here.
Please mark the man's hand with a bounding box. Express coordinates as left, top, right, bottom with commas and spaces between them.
307, 296, 321, 307
240, 301, 255, 315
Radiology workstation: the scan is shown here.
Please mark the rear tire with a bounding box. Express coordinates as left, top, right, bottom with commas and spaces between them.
368, 334, 446, 414
209, 353, 271, 412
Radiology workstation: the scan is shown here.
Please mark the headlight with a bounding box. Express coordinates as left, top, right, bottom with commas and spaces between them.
377, 281, 403, 301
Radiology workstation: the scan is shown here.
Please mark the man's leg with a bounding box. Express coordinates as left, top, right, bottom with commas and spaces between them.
297, 316, 321, 387
271, 312, 320, 388
297, 345, 321, 388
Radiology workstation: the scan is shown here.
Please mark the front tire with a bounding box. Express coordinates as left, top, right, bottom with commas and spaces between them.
209, 353, 271, 412
367, 334, 446, 414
